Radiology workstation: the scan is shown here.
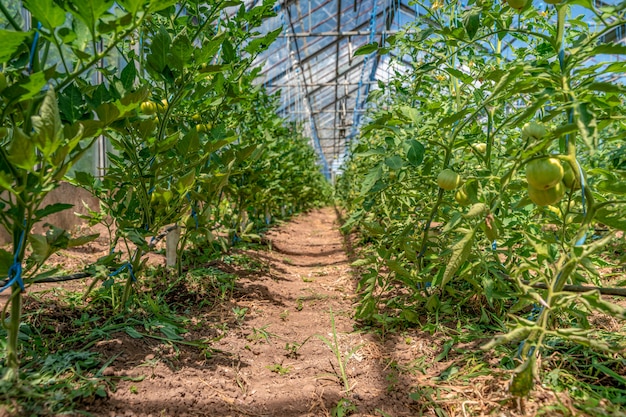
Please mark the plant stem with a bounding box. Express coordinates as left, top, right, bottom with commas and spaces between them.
4, 288, 22, 380
0, 1, 21, 31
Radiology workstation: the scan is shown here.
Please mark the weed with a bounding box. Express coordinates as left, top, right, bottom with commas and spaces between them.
266, 363, 291, 375
284, 336, 311, 359
247, 325, 275, 343
331, 397, 357, 417
317, 308, 363, 393
279, 310, 290, 321
232, 306, 248, 323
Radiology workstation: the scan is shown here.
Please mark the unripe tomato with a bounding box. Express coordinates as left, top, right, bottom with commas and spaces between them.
191, 113, 202, 122
528, 182, 565, 206
522, 121, 547, 140
437, 169, 461, 191
526, 157, 564, 190
454, 187, 471, 206
472, 143, 487, 154
196, 124, 207, 133
141, 101, 157, 115
159, 99, 169, 111
562, 162, 581, 190
506, 0, 528, 9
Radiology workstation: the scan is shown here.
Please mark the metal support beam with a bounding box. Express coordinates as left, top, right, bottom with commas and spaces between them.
284, 3, 325, 165
268, 81, 379, 87
277, 30, 398, 37
260, 3, 385, 88
334, 0, 342, 157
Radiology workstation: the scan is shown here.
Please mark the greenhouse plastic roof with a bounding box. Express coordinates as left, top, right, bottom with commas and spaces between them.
244, 0, 623, 175
245, 0, 420, 174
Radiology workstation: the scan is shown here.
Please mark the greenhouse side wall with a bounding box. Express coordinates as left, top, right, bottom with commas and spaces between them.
0, 183, 100, 245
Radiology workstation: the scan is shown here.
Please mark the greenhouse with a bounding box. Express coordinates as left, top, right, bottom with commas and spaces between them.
0, 0, 625, 416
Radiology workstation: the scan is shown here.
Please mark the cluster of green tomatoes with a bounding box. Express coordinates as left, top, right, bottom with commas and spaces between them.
522, 122, 580, 206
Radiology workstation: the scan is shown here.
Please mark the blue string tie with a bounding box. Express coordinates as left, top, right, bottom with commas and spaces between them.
0, 225, 27, 294
28, 22, 43, 73
0, 262, 24, 294
109, 262, 136, 282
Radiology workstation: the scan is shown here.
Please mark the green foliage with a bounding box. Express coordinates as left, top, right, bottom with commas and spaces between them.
337, 0, 626, 404
0, 0, 330, 385
0, 0, 153, 376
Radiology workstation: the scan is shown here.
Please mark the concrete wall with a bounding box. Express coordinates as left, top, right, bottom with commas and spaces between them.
0, 182, 100, 245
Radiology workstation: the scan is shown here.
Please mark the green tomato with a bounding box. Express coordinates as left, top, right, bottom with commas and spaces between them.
506, 0, 528, 9
528, 182, 566, 206
141, 101, 157, 115
472, 143, 487, 154
562, 162, 581, 190
454, 187, 471, 206
522, 121, 547, 140
437, 169, 461, 191
526, 157, 564, 190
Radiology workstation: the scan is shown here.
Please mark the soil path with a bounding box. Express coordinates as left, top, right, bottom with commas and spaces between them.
89, 207, 421, 417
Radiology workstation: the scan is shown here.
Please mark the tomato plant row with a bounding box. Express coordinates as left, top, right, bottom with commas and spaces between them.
0, 0, 330, 381
338, 0, 626, 397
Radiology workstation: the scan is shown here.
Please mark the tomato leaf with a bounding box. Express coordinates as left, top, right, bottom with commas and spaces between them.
169, 28, 193, 70
404, 140, 425, 166
510, 356, 536, 397
573, 101, 598, 151
595, 204, 626, 231
58, 84, 85, 124
0, 30, 31, 62
34, 203, 73, 221
441, 228, 476, 288
68, 234, 100, 248
23, 0, 66, 30
7, 128, 37, 171
353, 42, 379, 56
120, 60, 138, 91
146, 26, 171, 74
462, 8, 481, 40
359, 165, 382, 196
384, 155, 403, 171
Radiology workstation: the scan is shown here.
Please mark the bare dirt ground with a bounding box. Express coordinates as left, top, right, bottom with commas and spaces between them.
86, 207, 435, 417
2, 207, 602, 417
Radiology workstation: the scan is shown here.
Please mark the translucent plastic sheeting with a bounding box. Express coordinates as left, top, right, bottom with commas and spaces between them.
248, 0, 624, 174
248, 0, 412, 173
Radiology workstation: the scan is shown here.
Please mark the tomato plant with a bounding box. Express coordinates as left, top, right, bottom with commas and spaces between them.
338, 0, 626, 397
0, 0, 329, 382
72, 1, 285, 308
0, 0, 162, 380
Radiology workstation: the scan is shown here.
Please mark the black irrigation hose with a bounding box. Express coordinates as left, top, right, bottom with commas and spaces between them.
520, 280, 626, 297
496, 274, 626, 297
0, 272, 94, 288
3, 270, 626, 297
0, 224, 188, 288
